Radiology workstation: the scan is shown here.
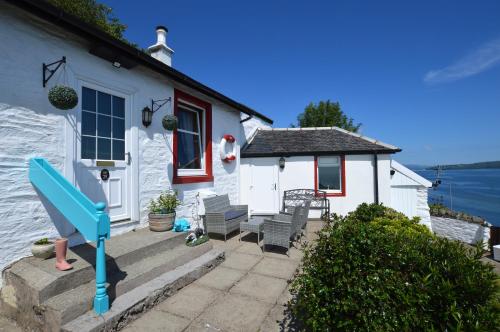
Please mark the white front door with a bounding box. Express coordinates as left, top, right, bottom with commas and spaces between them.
249, 158, 280, 215
75, 85, 131, 221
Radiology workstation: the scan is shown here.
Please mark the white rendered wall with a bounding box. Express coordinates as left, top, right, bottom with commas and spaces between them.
390, 165, 432, 229
241, 154, 392, 217
0, 4, 265, 282
431, 217, 489, 247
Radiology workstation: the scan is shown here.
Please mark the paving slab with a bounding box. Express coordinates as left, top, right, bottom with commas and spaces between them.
220, 252, 262, 271
0, 315, 22, 332
122, 310, 190, 332
192, 293, 272, 332
258, 304, 286, 332
235, 241, 264, 256
230, 273, 288, 304
252, 257, 299, 280
195, 266, 246, 291
156, 284, 222, 320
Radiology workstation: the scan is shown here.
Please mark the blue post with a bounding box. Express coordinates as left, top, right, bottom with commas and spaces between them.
93, 202, 109, 314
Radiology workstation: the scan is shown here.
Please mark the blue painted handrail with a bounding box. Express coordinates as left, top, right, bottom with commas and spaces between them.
29, 158, 110, 314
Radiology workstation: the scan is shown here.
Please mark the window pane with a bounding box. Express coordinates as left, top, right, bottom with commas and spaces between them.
113, 96, 125, 118
112, 117, 125, 139
112, 140, 125, 160
97, 138, 111, 160
97, 115, 111, 138
82, 87, 96, 112
318, 156, 339, 166
81, 136, 96, 159
178, 107, 199, 133
82, 111, 96, 136
318, 164, 341, 190
178, 132, 201, 169
97, 92, 111, 115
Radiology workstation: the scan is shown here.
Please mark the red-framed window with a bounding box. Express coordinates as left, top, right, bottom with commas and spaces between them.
172, 89, 213, 184
314, 155, 346, 197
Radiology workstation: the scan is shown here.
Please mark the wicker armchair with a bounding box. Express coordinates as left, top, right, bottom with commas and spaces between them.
263, 206, 302, 255
203, 194, 248, 241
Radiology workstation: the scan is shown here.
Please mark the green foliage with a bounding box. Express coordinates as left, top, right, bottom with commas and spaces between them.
429, 203, 485, 224
47, 0, 127, 41
291, 203, 500, 331
48, 85, 79, 110
34, 238, 51, 245
294, 100, 361, 132
149, 191, 180, 214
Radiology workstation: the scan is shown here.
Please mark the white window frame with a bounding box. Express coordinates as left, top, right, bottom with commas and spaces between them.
317, 156, 342, 193
177, 100, 206, 176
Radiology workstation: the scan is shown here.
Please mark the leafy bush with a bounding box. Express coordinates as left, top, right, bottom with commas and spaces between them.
291, 203, 499, 331
148, 191, 180, 214
34, 238, 52, 245
430, 203, 486, 225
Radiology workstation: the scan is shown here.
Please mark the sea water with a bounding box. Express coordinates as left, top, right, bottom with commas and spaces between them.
414, 169, 500, 227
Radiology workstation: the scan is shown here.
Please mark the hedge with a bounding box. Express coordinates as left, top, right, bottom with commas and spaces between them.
291, 203, 500, 331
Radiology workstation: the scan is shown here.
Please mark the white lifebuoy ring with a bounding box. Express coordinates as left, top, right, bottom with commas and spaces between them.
220, 134, 236, 163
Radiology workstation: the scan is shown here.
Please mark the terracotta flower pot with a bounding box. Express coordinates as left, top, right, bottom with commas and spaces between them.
31, 242, 55, 259
148, 213, 175, 232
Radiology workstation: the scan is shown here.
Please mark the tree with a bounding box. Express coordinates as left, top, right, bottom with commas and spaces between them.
295, 100, 361, 132
48, 0, 127, 41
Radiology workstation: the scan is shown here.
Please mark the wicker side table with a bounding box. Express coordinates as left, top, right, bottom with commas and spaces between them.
240, 217, 264, 245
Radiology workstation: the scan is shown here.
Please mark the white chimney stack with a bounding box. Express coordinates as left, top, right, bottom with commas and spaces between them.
148, 26, 174, 66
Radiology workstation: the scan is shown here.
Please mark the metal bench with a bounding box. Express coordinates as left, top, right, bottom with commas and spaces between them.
282, 189, 330, 218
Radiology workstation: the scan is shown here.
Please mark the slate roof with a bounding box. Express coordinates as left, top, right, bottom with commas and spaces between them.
241, 127, 401, 157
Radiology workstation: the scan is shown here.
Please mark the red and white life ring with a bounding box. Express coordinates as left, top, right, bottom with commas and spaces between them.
220, 134, 236, 163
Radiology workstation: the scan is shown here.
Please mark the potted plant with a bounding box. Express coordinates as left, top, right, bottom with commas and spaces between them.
31, 238, 55, 259
148, 191, 180, 232
48, 85, 78, 110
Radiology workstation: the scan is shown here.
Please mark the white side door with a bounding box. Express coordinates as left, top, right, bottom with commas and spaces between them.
75, 85, 131, 222
249, 158, 280, 215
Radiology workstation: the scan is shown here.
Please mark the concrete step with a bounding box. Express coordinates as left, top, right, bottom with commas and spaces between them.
0, 228, 223, 332
3, 228, 186, 305
62, 248, 224, 332
43, 241, 214, 328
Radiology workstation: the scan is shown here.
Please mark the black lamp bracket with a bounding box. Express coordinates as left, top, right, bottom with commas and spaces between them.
43, 56, 66, 87
151, 97, 172, 113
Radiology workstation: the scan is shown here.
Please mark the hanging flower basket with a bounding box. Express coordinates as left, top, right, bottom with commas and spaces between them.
162, 114, 178, 131
48, 85, 78, 110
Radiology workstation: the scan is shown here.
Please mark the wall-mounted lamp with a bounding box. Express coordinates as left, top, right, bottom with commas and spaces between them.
142, 106, 153, 127
112, 61, 121, 68
279, 157, 286, 169
142, 97, 172, 127
390, 169, 395, 176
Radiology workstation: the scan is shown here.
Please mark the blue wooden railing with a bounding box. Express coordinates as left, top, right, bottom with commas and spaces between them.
29, 158, 110, 314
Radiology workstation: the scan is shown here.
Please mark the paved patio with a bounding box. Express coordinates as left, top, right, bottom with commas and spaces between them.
123, 220, 324, 332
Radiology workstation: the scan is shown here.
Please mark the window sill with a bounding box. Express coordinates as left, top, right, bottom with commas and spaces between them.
173, 175, 214, 184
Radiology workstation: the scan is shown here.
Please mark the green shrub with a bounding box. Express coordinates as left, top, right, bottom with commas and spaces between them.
291, 203, 500, 331
148, 191, 180, 214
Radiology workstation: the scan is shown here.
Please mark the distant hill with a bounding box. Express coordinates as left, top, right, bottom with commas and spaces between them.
427, 161, 500, 170
404, 164, 431, 171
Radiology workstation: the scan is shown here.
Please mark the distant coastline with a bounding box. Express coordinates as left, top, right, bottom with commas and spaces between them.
427, 160, 500, 170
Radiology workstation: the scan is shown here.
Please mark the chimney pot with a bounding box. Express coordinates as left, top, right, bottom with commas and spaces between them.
148, 26, 174, 66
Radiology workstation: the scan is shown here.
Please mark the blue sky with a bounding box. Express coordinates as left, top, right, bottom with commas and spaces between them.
102, 0, 500, 165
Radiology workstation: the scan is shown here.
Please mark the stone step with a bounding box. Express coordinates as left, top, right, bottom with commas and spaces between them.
62, 248, 224, 332
3, 228, 186, 305
0, 228, 223, 332
42, 240, 214, 329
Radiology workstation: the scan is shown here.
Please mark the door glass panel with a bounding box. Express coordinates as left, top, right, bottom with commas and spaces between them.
113, 96, 125, 118
81, 136, 96, 159
97, 92, 111, 115
82, 111, 96, 136
112, 118, 125, 139
97, 138, 112, 160
113, 140, 125, 160
82, 87, 96, 112
81, 87, 126, 160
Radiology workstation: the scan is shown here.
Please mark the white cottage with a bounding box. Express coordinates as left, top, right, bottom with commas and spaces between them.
0, 0, 431, 296
0, 1, 271, 281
